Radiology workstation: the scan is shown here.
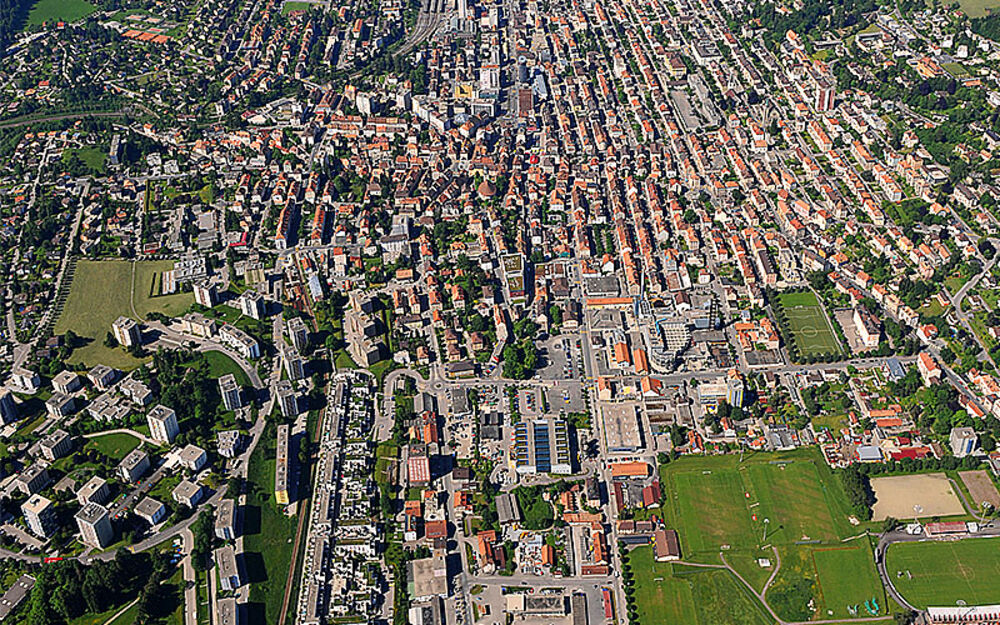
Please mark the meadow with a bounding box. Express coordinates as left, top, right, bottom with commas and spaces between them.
54, 260, 192, 368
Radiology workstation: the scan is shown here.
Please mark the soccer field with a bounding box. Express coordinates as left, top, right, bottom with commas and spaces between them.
25, 0, 97, 27
778, 291, 842, 357
663, 451, 854, 555
886, 538, 1000, 609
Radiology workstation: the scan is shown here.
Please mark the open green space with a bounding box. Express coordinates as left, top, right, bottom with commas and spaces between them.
958, 0, 1000, 17
778, 291, 842, 357
243, 422, 298, 625
670, 468, 757, 553
661, 449, 855, 556
941, 62, 972, 80
944, 274, 970, 296
886, 537, 1000, 608
281, 1, 313, 14
53, 260, 193, 369
765, 541, 886, 622
747, 461, 842, 543
62, 146, 107, 173
85, 431, 142, 460
25, 0, 97, 27
629, 546, 772, 625
812, 544, 885, 620
651, 450, 892, 622
194, 350, 251, 387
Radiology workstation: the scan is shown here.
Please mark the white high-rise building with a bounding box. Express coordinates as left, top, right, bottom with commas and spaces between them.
75, 503, 114, 549
219, 374, 242, 411
147, 404, 179, 444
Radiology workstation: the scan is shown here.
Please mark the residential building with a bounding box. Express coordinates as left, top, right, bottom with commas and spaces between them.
179, 444, 208, 471
281, 343, 305, 381
216, 546, 243, 591
287, 317, 309, 353
147, 404, 179, 444
22, 495, 57, 538
15, 464, 51, 496
39, 428, 72, 461
52, 371, 82, 395
193, 281, 218, 307
275, 381, 298, 418
950, 427, 979, 458
134, 497, 167, 525
172, 480, 204, 507
0, 389, 17, 425
219, 374, 242, 411
239, 292, 266, 320
112, 316, 141, 347
215, 499, 238, 541
77, 476, 109, 506
119, 449, 151, 483
275, 424, 290, 505
75, 503, 114, 549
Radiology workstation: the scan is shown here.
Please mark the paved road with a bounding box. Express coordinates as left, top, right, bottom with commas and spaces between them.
181, 528, 197, 625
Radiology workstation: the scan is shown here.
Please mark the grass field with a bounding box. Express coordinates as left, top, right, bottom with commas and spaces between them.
653, 451, 889, 622
813, 544, 885, 619
243, 422, 298, 625
630, 546, 772, 625
281, 1, 313, 14
766, 541, 886, 622
86, 431, 141, 460
778, 291, 842, 357
662, 450, 854, 556
53, 260, 193, 369
194, 350, 251, 387
671, 469, 757, 552
63, 147, 107, 173
886, 538, 1000, 608
958, 0, 1000, 17
25, 0, 97, 27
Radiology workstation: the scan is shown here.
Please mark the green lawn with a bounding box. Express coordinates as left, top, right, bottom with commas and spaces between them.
670, 468, 757, 553
941, 62, 971, 80
813, 544, 885, 620
944, 274, 969, 296
281, 1, 314, 14
69, 603, 134, 625
25, 0, 97, 27
778, 291, 842, 357
195, 350, 250, 387
243, 422, 298, 625
630, 546, 772, 625
86, 431, 141, 460
661, 450, 855, 557
53, 260, 193, 369
958, 0, 1000, 17
886, 537, 1000, 608
747, 461, 842, 543
724, 550, 775, 593
63, 146, 107, 173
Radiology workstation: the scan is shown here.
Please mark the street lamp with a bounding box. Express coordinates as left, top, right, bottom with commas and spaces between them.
762, 518, 770, 543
